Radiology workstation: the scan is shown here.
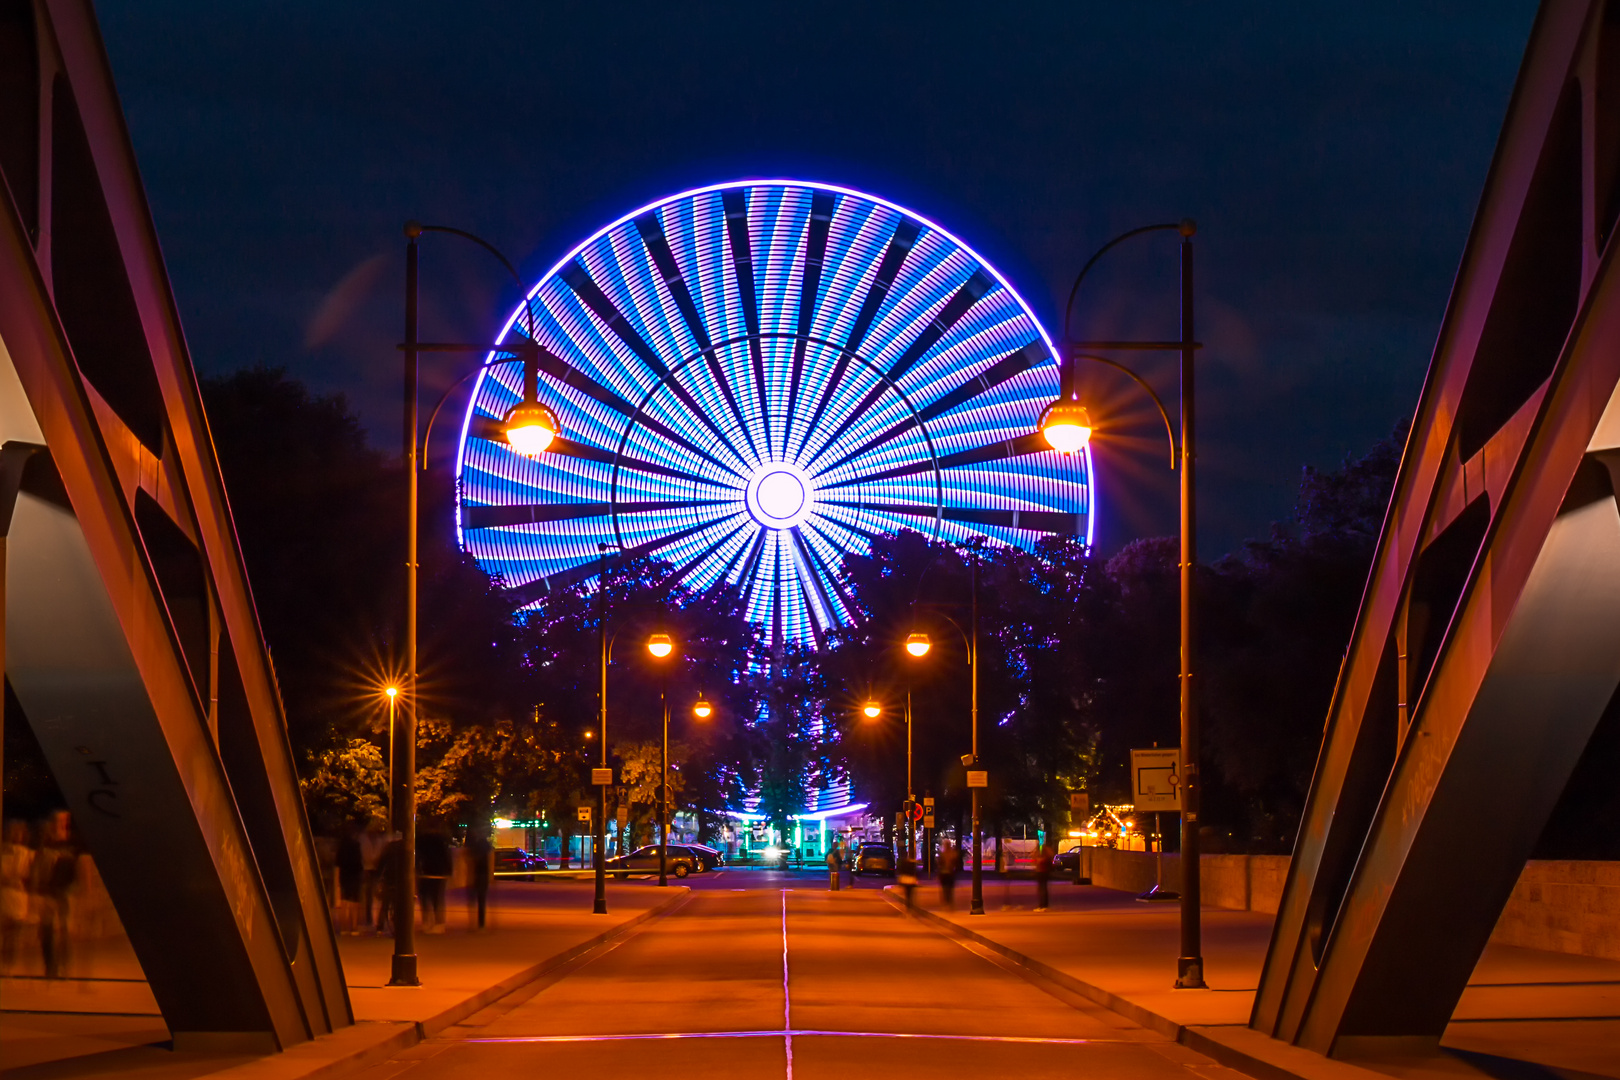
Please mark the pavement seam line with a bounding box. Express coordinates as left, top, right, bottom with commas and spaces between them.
781, 889, 793, 1080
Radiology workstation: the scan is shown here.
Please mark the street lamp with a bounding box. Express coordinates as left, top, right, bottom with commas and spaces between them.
906, 554, 983, 916
646, 632, 676, 886
396, 222, 559, 987
693, 696, 713, 720
861, 700, 883, 720
1038, 218, 1206, 989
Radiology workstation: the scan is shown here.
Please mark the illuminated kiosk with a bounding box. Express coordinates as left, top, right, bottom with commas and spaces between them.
455, 180, 1092, 829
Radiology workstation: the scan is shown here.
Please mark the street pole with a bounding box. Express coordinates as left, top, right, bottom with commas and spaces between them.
391, 229, 421, 987
659, 672, 669, 887
1176, 231, 1206, 989
595, 547, 608, 915
970, 555, 983, 917
906, 686, 914, 862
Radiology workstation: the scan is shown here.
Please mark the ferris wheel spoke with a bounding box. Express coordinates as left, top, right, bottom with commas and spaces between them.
791, 218, 921, 459
508, 516, 727, 608
801, 270, 994, 470
783, 191, 837, 459
722, 190, 773, 457
633, 211, 762, 461
462, 498, 732, 531
810, 341, 1045, 479
560, 260, 751, 473
466, 417, 728, 486
663, 518, 752, 592
790, 524, 854, 624
819, 431, 1050, 490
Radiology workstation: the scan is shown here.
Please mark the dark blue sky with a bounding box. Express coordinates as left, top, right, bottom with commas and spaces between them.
98, 2, 1538, 555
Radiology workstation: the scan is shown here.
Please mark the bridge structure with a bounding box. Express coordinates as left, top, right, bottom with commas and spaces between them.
1253, 0, 1620, 1058
0, 0, 349, 1053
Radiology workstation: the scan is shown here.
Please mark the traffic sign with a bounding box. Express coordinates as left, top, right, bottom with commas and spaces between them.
616, 806, 629, 827
576, 805, 592, 822
1130, 748, 1181, 811
966, 770, 988, 788
592, 767, 613, 785
923, 811, 936, 828
1070, 792, 1090, 816
908, 802, 925, 822
923, 796, 935, 808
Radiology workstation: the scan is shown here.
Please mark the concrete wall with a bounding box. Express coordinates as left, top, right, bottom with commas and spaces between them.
1078, 849, 1619, 962
1488, 860, 1620, 961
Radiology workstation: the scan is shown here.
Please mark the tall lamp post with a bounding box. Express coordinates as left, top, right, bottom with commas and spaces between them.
646, 633, 675, 886
1037, 219, 1206, 990
397, 222, 559, 986
905, 554, 982, 916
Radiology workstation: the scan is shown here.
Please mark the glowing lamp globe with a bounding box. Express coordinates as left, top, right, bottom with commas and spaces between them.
385, 686, 399, 700
1039, 400, 1093, 455
862, 701, 883, 719
646, 633, 674, 658
693, 698, 713, 719
905, 633, 932, 658
502, 401, 559, 457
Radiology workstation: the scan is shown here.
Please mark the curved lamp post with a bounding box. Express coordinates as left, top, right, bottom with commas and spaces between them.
645, 633, 676, 886
395, 223, 558, 987
1037, 218, 1206, 990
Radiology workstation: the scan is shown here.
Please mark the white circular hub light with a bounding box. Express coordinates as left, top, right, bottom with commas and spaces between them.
745, 462, 814, 530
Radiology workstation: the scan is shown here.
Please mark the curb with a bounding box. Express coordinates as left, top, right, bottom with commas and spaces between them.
880, 890, 1381, 1080
212, 888, 693, 1080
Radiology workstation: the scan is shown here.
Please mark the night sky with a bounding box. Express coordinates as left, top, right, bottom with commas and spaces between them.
97, 2, 1538, 556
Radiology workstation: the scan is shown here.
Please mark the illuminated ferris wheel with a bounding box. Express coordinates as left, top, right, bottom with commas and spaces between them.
455, 180, 1093, 644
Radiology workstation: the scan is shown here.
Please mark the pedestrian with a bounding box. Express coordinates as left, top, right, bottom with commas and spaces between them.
464, 829, 493, 930
1034, 839, 1055, 912
826, 839, 843, 891
335, 826, 363, 933
1, 820, 35, 973
32, 811, 76, 978
359, 818, 388, 929
938, 838, 959, 910
897, 850, 918, 909
417, 824, 452, 933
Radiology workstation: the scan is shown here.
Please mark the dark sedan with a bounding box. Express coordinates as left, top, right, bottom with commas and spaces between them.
493, 848, 547, 880
1053, 845, 1085, 873
851, 843, 895, 876
605, 844, 703, 879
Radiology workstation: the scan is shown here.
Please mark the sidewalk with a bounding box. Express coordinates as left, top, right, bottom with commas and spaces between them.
1, 881, 687, 1080
889, 878, 1620, 1080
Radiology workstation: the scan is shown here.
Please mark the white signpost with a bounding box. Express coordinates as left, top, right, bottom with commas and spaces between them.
1130, 748, 1181, 901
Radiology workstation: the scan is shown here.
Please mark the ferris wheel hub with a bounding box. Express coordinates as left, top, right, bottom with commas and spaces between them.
745, 461, 814, 530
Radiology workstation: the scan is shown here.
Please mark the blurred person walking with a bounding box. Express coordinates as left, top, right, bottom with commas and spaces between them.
826, 838, 844, 891
359, 818, 388, 929
1034, 839, 1055, 912
897, 849, 918, 909
417, 824, 452, 933
464, 829, 493, 930
1, 820, 35, 972
375, 830, 403, 934
938, 838, 959, 910
335, 826, 363, 933
33, 811, 77, 978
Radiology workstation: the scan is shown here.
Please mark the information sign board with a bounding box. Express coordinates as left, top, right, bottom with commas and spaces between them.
966, 770, 988, 788
1130, 748, 1181, 811
1070, 792, 1090, 816
591, 767, 613, 785
576, 805, 592, 822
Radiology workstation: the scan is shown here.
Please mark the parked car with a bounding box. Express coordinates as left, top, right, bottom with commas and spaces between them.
851, 843, 895, 876
493, 848, 547, 880
686, 844, 726, 871
605, 844, 702, 879
1053, 845, 1084, 874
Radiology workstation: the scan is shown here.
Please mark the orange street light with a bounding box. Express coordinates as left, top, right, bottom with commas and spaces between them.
693, 697, 713, 720
502, 400, 560, 457
862, 700, 883, 720
1037, 399, 1094, 455
905, 633, 932, 658
646, 633, 674, 659
385, 685, 399, 700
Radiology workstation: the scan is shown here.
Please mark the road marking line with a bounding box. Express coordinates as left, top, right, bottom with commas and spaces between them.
782, 888, 793, 1080
465, 1030, 1119, 1045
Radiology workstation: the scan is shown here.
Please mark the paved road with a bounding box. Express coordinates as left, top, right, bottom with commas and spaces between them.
361, 885, 1244, 1080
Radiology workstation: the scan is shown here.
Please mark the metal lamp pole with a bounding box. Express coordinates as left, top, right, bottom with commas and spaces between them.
595, 545, 610, 916
1045, 219, 1204, 988
968, 555, 982, 917
659, 670, 670, 887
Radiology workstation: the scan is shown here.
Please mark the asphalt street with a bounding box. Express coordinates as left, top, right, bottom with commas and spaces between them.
357, 877, 1246, 1080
